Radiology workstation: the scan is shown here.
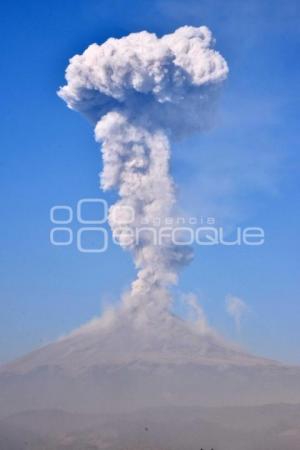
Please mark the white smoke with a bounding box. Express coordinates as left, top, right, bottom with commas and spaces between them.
58, 26, 228, 319
226, 295, 248, 331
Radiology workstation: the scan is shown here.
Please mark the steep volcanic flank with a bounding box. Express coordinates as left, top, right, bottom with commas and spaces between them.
1, 308, 271, 375
1, 307, 300, 420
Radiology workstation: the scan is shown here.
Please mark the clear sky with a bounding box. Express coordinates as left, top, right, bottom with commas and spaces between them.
0, 0, 299, 364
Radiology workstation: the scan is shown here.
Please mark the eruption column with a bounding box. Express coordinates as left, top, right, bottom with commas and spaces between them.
58, 26, 228, 315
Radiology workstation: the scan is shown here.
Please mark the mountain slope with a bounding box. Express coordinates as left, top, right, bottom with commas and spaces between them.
1, 309, 300, 419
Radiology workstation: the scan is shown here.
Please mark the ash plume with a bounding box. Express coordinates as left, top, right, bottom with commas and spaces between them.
58, 26, 228, 319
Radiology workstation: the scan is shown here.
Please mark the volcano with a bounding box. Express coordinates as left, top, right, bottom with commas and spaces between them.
1, 308, 300, 450
1, 307, 300, 421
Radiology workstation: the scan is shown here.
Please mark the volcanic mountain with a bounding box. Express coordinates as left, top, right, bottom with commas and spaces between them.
1, 305, 300, 420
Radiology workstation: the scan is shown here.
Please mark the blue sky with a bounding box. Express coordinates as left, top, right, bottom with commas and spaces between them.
0, 0, 299, 364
